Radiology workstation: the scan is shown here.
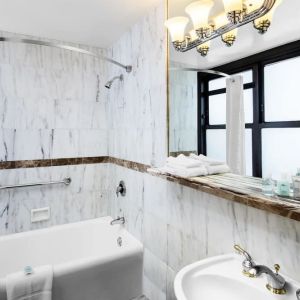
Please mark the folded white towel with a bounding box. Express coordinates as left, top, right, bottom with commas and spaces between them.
160, 165, 208, 178
6, 265, 53, 300
167, 155, 203, 169
206, 164, 231, 175
189, 154, 224, 166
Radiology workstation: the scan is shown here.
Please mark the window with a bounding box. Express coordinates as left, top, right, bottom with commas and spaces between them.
198, 41, 300, 179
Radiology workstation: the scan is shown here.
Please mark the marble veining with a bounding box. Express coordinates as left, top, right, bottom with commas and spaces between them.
0, 31, 109, 161
106, 2, 167, 167
0, 163, 109, 236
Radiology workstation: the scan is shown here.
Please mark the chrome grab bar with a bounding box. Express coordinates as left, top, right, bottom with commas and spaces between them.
0, 177, 71, 190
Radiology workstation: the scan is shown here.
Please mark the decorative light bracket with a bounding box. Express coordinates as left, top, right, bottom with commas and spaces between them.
171, 0, 276, 53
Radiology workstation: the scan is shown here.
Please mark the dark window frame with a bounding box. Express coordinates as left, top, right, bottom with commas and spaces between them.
198, 40, 300, 177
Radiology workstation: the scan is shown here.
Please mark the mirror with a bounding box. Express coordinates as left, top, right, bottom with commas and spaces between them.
167, 0, 300, 179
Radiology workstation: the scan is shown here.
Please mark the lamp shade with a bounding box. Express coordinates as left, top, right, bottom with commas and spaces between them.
244, 0, 264, 13
222, 0, 243, 13
189, 29, 199, 41
185, 0, 214, 29
165, 17, 189, 42
213, 13, 230, 29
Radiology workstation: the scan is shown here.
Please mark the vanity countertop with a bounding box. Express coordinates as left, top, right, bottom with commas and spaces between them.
147, 168, 300, 222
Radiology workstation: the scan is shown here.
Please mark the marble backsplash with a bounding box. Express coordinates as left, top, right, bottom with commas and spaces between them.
0, 31, 108, 161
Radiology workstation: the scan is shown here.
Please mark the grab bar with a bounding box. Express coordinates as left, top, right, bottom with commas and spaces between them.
0, 177, 71, 190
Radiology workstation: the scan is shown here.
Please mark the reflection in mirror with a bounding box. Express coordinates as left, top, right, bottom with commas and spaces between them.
169, 64, 198, 156
167, 0, 300, 182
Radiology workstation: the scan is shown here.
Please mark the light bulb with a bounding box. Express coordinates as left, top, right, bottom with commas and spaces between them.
185, 0, 214, 30
165, 17, 189, 42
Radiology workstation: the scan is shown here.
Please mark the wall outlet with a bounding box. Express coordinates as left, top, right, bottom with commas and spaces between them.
31, 207, 50, 223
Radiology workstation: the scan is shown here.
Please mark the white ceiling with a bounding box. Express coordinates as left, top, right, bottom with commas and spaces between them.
0, 0, 160, 48
169, 0, 300, 69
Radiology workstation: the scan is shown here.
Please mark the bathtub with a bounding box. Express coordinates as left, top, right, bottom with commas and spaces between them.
0, 217, 143, 300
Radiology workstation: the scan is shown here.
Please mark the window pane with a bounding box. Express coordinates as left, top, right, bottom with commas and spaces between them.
262, 128, 300, 179
265, 57, 300, 121
209, 89, 253, 125
206, 129, 252, 176
209, 70, 253, 91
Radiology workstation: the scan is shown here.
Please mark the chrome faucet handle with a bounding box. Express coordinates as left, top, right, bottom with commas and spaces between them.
116, 181, 126, 197
234, 244, 253, 261
234, 244, 256, 277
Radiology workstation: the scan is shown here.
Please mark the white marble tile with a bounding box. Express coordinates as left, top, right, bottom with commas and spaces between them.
0, 163, 109, 235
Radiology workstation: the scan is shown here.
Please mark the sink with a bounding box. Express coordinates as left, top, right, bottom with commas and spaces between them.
174, 254, 300, 300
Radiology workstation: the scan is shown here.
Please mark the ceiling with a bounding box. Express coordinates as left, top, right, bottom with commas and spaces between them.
169, 0, 300, 69
0, 0, 160, 48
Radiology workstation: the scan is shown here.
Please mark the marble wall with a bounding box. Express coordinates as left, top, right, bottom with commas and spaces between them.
0, 163, 109, 235
106, 3, 167, 167
0, 32, 110, 235
107, 2, 300, 300
0, 31, 108, 161
109, 164, 300, 300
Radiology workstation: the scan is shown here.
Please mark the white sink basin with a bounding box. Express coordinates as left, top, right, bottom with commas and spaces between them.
174, 254, 300, 300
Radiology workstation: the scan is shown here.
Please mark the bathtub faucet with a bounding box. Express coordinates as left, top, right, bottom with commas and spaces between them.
110, 216, 125, 225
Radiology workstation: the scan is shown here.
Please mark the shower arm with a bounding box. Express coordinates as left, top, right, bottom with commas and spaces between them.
0, 37, 132, 73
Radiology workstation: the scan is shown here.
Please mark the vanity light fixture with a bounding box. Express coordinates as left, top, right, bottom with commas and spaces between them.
214, 13, 238, 47
251, 0, 282, 33
165, 0, 281, 56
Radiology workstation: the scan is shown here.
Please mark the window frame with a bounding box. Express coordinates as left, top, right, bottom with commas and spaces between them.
198, 40, 300, 177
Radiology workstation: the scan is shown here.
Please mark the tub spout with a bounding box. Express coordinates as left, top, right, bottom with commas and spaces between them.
110, 216, 125, 225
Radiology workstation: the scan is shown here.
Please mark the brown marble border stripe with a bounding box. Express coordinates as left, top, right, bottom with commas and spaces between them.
1, 156, 300, 222
0, 156, 110, 169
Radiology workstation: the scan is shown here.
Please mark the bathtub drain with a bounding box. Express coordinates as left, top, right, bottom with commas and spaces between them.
117, 236, 122, 247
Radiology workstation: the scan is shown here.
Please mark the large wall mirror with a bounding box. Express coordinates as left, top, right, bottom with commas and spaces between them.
167, 0, 300, 179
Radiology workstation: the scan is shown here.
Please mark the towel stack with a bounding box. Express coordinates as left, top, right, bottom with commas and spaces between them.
159, 154, 230, 178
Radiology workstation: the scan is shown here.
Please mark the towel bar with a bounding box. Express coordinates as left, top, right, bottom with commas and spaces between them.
0, 177, 71, 190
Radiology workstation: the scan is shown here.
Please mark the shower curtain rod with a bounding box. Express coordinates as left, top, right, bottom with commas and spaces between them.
170, 67, 230, 78
0, 37, 132, 73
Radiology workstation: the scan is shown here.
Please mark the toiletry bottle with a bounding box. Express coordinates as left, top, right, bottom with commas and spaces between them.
277, 173, 290, 197
292, 168, 300, 200
262, 174, 273, 196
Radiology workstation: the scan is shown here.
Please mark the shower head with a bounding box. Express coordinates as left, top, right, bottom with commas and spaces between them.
105, 74, 123, 89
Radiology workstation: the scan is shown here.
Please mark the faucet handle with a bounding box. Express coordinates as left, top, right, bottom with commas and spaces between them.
274, 264, 280, 275
234, 244, 246, 254
234, 244, 253, 261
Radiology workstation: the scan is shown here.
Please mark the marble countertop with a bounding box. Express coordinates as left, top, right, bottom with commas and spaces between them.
147, 168, 300, 222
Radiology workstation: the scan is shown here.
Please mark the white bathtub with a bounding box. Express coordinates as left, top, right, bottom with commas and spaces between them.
0, 217, 143, 300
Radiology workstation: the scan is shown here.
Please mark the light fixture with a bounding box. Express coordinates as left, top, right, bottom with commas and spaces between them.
253, 0, 282, 34
197, 41, 211, 56
214, 13, 238, 47
185, 0, 214, 38
165, 0, 278, 56
222, 0, 244, 23
164, 17, 189, 49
